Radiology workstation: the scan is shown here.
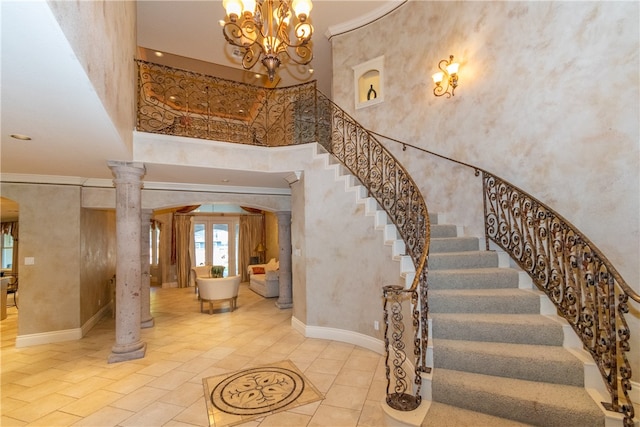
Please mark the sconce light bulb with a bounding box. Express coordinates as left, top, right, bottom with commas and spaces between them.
432, 72, 444, 84
446, 62, 459, 76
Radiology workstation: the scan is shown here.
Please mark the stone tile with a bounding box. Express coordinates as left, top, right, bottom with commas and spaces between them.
119, 401, 186, 427
259, 411, 312, 426
302, 370, 336, 393
306, 357, 346, 376
59, 389, 124, 417
58, 376, 115, 398
322, 383, 369, 411
170, 397, 210, 427
110, 386, 168, 412
334, 367, 375, 388
137, 360, 183, 376
102, 373, 155, 394
71, 406, 134, 427
158, 381, 204, 407
1, 415, 27, 427
146, 369, 194, 391
26, 410, 82, 426
7, 393, 77, 423
308, 404, 360, 427
10, 379, 74, 402
356, 399, 386, 427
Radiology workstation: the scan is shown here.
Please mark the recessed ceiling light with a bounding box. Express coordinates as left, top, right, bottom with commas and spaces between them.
154, 51, 164, 57
10, 134, 31, 140
221, 179, 230, 183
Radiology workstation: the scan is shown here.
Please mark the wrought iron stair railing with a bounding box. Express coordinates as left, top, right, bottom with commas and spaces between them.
136, 60, 637, 425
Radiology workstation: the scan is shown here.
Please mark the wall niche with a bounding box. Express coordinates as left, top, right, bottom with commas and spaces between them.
353, 56, 384, 109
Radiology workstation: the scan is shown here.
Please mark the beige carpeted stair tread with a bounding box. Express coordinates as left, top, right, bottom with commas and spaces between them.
430, 288, 540, 314
429, 251, 499, 270
432, 368, 604, 427
428, 267, 520, 289
432, 338, 584, 386
431, 313, 565, 345
422, 401, 532, 427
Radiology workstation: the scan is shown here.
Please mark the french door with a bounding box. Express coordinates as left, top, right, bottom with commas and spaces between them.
193, 218, 239, 277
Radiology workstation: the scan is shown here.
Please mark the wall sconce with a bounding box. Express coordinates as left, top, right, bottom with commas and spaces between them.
432, 55, 459, 97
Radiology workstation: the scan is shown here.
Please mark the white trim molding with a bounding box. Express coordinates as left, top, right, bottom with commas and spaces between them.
325, 0, 407, 39
16, 303, 111, 348
291, 316, 384, 354
16, 328, 82, 348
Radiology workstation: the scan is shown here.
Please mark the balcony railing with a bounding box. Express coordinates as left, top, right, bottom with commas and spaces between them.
137, 60, 637, 426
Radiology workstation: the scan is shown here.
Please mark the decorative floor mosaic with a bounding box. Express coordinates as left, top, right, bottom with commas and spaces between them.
203, 359, 324, 426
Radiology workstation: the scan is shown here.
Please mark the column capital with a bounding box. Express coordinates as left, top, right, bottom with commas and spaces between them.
107, 161, 146, 182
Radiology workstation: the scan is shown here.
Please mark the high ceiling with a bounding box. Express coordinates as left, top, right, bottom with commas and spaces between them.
136, 1, 404, 96
0, 1, 405, 220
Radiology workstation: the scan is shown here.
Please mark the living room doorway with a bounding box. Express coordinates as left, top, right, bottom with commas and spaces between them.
193, 218, 239, 277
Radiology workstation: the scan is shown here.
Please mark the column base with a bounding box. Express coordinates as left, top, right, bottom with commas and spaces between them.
275, 300, 292, 309
141, 317, 155, 328
108, 342, 147, 364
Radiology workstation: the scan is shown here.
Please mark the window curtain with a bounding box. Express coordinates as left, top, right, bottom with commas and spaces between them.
1, 221, 18, 276
173, 214, 193, 288
239, 215, 263, 282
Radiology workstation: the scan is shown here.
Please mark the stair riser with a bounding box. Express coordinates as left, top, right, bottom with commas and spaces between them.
428, 270, 519, 290
433, 346, 584, 386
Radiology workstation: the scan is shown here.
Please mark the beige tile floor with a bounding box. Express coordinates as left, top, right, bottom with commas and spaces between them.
1, 284, 388, 426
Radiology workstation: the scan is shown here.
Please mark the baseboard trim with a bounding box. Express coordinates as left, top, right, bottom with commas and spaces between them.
16, 327, 82, 348
81, 303, 111, 336
16, 303, 112, 348
291, 316, 384, 355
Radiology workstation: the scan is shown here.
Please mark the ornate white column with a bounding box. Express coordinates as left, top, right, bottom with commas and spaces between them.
140, 209, 154, 328
107, 161, 147, 363
275, 211, 293, 309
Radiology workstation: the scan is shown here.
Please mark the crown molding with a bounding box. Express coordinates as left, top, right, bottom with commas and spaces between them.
0, 174, 291, 195
324, 0, 408, 40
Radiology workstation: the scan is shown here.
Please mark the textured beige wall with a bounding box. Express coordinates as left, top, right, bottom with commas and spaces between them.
291, 177, 307, 323
293, 159, 399, 338
1, 183, 81, 335
80, 209, 116, 325
265, 211, 279, 262
331, 0, 639, 380
47, 0, 137, 150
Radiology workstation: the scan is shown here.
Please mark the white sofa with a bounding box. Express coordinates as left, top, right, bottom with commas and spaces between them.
248, 259, 279, 298
196, 275, 241, 314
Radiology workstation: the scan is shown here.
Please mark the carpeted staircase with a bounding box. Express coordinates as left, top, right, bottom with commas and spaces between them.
422, 216, 605, 426
318, 147, 608, 426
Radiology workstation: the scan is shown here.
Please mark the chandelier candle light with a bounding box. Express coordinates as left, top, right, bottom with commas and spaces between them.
221, 0, 313, 82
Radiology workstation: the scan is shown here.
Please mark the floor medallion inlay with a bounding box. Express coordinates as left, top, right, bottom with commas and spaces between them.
203, 359, 324, 427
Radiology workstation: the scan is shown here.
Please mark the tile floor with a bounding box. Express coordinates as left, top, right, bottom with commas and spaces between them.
1, 284, 388, 426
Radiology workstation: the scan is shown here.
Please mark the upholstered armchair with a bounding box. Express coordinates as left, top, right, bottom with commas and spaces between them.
196, 275, 241, 314
190, 265, 212, 294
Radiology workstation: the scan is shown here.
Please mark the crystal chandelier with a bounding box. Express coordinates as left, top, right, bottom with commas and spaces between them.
221, 0, 314, 82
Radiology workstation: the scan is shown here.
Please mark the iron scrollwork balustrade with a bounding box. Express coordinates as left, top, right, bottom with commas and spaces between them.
482, 172, 639, 427
136, 59, 432, 412
135, 60, 638, 425
136, 60, 319, 146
